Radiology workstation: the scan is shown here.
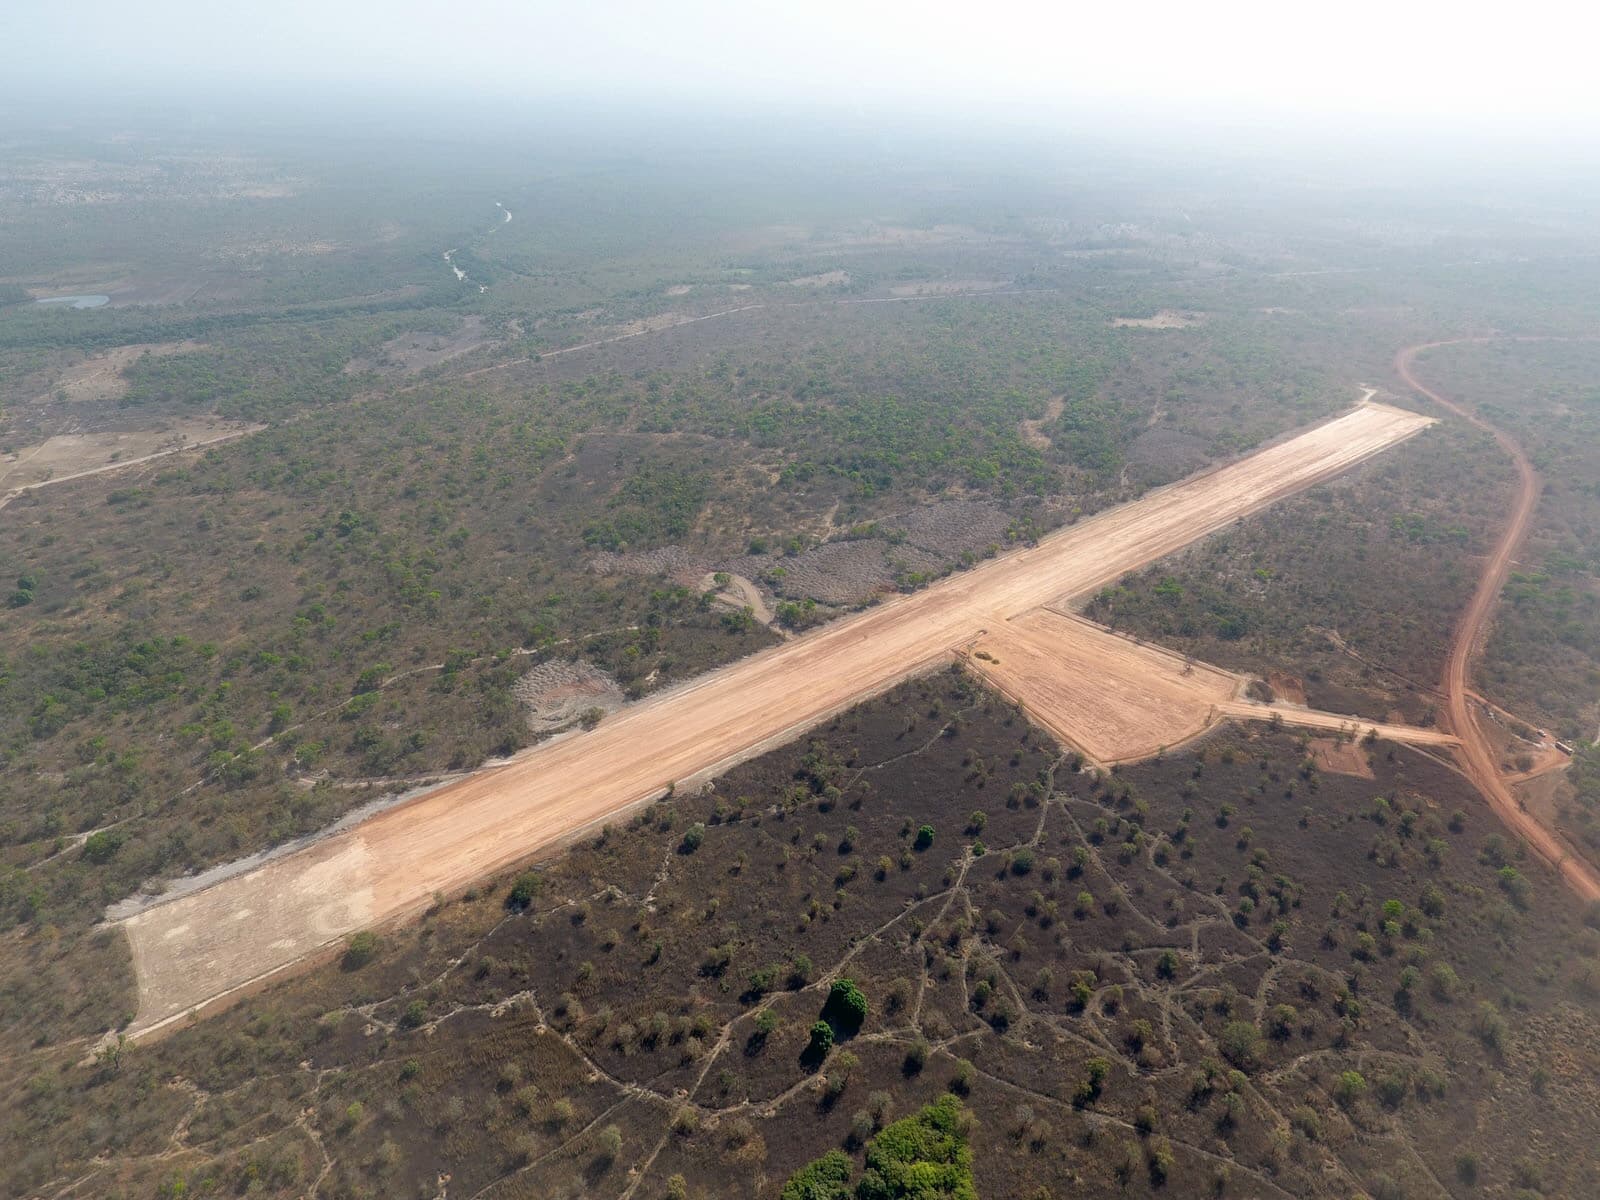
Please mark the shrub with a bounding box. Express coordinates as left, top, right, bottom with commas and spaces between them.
780, 1150, 851, 1200
1147, 1137, 1174, 1185
904, 1038, 930, 1073
807, 1021, 835, 1057
1075, 1057, 1110, 1106
341, 931, 378, 970
824, 978, 869, 1032
506, 871, 542, 911
1219, 1021, 1261, 1071
1333, 1070, 1367, 1108
82, 830, 124, 864
950, 1058, 975, 1095
596, 1124, 623, 1167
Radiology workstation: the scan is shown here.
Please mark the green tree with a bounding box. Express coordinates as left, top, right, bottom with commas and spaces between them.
824, 978, 869, 1033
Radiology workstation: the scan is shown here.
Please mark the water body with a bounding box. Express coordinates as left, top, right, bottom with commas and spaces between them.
37, 294, 110, 309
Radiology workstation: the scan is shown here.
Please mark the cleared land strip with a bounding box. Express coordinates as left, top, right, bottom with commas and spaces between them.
963, 610, 1458, 764
119, 401, 1433, 1036
963, 610, 1239, 764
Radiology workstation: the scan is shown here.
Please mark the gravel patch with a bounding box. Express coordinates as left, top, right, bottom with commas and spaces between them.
513, 660, 626, 734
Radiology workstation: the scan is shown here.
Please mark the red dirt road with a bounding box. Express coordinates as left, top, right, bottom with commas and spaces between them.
1396, 342, 1600, 903
118, 402, 1433, 1037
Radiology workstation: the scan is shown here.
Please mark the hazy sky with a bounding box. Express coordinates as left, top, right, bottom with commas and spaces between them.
10, 0, 1599, 140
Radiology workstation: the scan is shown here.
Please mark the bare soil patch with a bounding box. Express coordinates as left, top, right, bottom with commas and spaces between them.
1019, 394, 1065, 449
590, 544, 707, 587
699, 571, 779, 629
116, 402, 1434, 1035
1267, 671, 1309, 705
787, 270, 851, 288
966, 609, 1240, 764
512, 660, 626, 735
1111, 310, 1205, 329
0, 417, 262, 491
1307, 735, 1374, 777
887, 278, 1009, 297
35, 340, 204, 404
764, 540, 945, 606
344, 316, 489, 375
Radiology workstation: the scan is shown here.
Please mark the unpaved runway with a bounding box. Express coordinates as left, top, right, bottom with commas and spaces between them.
1396, 344, 1600, 902
966, 610, 1239, 763
965, 609, 1457, 764
119, 401, 1433, 1036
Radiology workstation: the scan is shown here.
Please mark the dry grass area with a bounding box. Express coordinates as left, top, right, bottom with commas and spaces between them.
965, 610, 1238, 763
116, 402, 1434, 1036
1019, 394, 1065, 449
787, 270, 851, 288
343, 316, 489, 374
0, 417, 262, 492
1307, 735, 1376, 777
1111, 310, 1205, 329
30, 340, 204, 404
887, 278, 1009, 296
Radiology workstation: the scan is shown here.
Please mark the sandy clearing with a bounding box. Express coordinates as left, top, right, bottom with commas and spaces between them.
964, 610, 1454, 765
965, 611, 1238, 764
1019, 395, 1065, 451
117, 401, 1434, 1037
1111, 310, 1205, 329
1307, 736, 1376, 778
888, 279, 1009, 297
31, 341, 204, 405
1214, 700, 1460, 746
0, 419, 263, 499
788, 270, 851, 288
699, 571, 781, 632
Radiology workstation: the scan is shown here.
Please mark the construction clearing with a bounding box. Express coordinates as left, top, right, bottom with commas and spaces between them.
118, 400, 1438, 1037
960, 609, 1458, 765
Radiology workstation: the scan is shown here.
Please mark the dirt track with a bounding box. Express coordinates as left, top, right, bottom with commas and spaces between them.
1396, 344, 1600, 902
118, 401, 1433, 1036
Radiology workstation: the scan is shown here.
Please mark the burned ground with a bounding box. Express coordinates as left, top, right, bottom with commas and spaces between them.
7, 672, 1597, 1200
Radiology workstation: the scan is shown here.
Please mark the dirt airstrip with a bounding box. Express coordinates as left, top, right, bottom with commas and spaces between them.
963, 609, 1458, 765
118, 401, 1435, 1037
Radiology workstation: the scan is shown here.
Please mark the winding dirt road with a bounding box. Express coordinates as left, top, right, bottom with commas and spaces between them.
1395, 342, 1600, 902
